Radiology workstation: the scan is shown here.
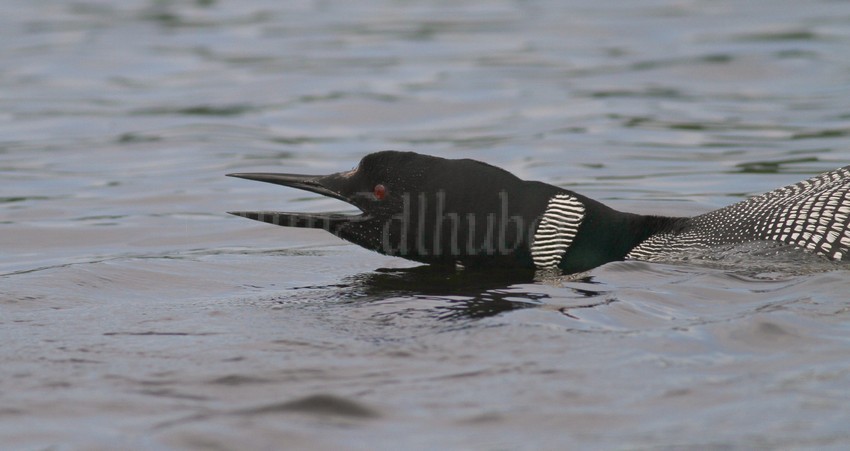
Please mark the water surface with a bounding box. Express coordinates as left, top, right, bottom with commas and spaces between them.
3, 0, 850, 448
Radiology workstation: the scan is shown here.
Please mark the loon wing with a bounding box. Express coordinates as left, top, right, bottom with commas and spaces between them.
628, 166, 850, 261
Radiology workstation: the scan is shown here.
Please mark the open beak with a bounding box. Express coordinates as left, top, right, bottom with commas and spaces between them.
227, 172, 366, 230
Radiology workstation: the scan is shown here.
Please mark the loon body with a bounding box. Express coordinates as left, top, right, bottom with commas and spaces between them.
229, 151, 850, 273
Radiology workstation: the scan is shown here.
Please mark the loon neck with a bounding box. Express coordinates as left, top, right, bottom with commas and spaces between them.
555, 194, 687, 272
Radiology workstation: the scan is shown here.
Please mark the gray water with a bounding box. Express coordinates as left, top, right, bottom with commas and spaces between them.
3, 0, 850, 449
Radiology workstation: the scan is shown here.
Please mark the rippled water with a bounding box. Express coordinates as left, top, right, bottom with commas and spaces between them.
3, 0, 850, 449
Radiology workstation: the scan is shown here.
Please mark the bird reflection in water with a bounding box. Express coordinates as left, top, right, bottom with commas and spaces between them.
321, 265, 614, 321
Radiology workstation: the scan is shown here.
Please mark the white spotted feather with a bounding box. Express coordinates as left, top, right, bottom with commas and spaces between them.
627, 166, 850, 261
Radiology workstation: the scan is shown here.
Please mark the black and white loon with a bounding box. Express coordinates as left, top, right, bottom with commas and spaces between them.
228, 151, 850, 273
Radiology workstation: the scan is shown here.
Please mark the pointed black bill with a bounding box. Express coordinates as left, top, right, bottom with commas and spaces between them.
226, 172, 348, 203
226, 172, 366, 231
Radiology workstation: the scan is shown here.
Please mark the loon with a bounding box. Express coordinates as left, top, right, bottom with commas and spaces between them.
228, 151, 850, 273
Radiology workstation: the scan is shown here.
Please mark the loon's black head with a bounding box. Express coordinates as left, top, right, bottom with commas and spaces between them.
229, 151, 562, 267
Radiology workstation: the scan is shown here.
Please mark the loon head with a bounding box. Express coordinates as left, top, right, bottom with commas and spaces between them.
228, 150, 564, 268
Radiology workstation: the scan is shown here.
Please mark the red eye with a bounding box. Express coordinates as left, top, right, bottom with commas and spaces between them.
373, 184, 387, 200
